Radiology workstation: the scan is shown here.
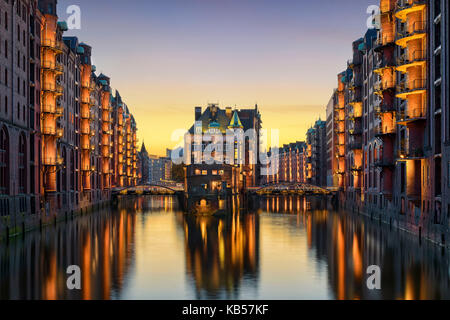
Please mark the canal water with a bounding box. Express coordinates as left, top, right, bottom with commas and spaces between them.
0, 195, 449, 300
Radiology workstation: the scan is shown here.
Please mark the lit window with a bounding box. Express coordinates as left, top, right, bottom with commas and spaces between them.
202, 170, 208, 175
195, 169, 201, 175
212, 170, 218, 175
219, 170, 224, 175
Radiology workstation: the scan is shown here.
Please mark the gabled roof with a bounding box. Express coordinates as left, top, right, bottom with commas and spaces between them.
188, 105, 260, 134
228, 111, 243, 129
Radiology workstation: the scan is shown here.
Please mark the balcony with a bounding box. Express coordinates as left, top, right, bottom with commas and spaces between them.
350, 165, 362, 172
102, 116, 112, 123
42, 127, 57, 136
80, 111, 93, 119
374, 55, 395, 73
348, 111, 362, 121
395, 20, 427, 47
81, 143, 91, 150
349, 93, 362, 106
41, 39, 64, 53
42, 82, 64, 95
81, 165, 95, 172
42, 156, 64, 166
335, 101, 345, 110
374, 102, 396, 114
395, 0, 427, 22
41, 104, 63, 117
348, 141, 362, 150
396, 78, 426, 99
398, 140, 425, 159
349, 76, 362, 90
349, 128, 362, 136
374, 80, 395, 95
374, 125, 396, 138
397, 107, 426, 124
81, 82, 96, 91
42, 60, 64, 74
396, 50, 426, 73
380, 1, 396, 14
374, 34, 395, 52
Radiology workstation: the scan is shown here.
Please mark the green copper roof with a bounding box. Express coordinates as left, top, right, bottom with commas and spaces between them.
358, 43, 366, 51
228, 110, 243, 129
76, 46, 85, 54
57, 21, 68, 31
208, 121, 220, 128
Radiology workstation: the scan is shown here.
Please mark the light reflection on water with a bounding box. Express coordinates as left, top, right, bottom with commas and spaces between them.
0, 195, 449, 300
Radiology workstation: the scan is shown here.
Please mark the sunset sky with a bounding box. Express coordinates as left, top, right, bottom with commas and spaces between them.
58, 0, 375, 156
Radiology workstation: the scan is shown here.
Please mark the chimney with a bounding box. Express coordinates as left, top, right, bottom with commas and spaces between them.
226, 107, 232, 118
195, 107, 202, 121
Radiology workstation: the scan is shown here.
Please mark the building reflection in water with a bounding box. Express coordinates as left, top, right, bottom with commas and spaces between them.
255, 195, 450, 300
180, 211, 260, 299
0, 195, 448, 300
0, 198, 139, 300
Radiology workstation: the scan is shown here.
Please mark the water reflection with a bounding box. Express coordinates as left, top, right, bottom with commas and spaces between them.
181, 214, 259, 299
0, 195, 449, 300
0, 203, 136, 299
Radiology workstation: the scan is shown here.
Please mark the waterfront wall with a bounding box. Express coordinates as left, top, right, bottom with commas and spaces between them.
340, 192, 449, 250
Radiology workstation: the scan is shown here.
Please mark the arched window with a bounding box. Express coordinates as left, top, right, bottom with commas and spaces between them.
374, 144, 378, 162
18, 132, 26, 193
0, 127, 9, 194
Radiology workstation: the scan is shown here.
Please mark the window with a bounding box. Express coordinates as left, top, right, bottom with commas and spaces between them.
70, 150, 75, 190
0, 127, 9, 194
62, 148, 67, 191
18, 133, 26, 193
202, 170, 208, 176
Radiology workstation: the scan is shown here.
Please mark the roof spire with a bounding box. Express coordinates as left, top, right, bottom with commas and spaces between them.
141, 141, 148, 154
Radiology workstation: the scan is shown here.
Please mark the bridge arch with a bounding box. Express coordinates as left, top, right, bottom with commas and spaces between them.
112, 183, 183, 196
251, 182, 330, 195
